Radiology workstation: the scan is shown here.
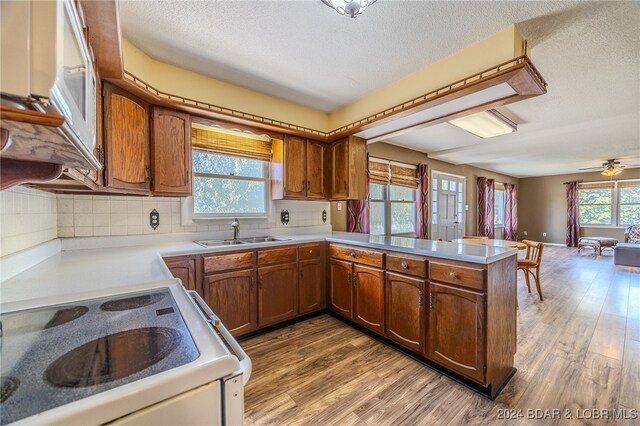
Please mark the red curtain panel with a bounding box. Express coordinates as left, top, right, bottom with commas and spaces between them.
565, 181, 581, 247
347, 165, 370, 233
477, 177, 495, 238
417, 164, 429, 239
503, 183, 518, 241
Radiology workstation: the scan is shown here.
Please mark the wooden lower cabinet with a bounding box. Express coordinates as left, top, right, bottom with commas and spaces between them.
204, 269, 257, 336
427, 281, 486, 383
299, 259, 323, 314
329, 258, 353, 318
353, 265, 384, 334
258, 262, 298, 327
385, 272, 425, 353
163, 256, 197, 292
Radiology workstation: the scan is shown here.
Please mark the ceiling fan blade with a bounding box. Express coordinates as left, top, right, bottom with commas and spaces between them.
578, 167, 607, 171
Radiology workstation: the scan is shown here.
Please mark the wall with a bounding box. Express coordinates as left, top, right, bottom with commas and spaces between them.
57, 194, 330, 238
519, 169, 640, 245
331, 142, 518, 237
0, 187, 58, 257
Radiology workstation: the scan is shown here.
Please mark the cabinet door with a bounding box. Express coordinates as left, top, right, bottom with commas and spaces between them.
353, 264, 385, 334
427, 282, 485, 383
204, 269, 257, 336
306, 139, 325, 199
258, 263, 298, 327
283, 135, 307, 198
330, 138, 349, 200
385, 272, 425, 353
299, 259, 323, 314
151, 108, 192, 195
103, 83, 150, 193
329, 258, 353, 318
164, 256, 197, 292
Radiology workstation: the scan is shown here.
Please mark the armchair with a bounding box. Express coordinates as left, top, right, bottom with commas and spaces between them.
624, 225, 640, 243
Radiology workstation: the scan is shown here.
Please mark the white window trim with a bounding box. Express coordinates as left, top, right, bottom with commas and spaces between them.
185, 152, 272, 225
578, 179, 640, 228
370, 183, 417, 237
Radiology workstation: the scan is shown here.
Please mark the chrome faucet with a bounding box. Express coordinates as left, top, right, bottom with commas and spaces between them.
231, 218, 240, 240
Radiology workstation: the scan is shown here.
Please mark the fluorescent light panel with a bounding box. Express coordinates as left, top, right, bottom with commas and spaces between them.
448, 109, 517, 139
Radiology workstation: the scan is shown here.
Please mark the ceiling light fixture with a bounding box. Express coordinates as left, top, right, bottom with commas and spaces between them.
321, 0, 377, 18
601, 166, 623, 177
448, 109, 517, 139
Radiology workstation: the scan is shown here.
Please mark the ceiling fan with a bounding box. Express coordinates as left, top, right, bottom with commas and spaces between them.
579, 159, 640, 177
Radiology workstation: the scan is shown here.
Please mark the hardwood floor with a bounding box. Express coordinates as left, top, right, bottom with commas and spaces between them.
242, 247, 640, 425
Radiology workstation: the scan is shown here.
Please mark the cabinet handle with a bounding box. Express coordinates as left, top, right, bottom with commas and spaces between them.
430, 292, 434, 310
250, 276, 254, 290
145, 166, 151, 181
258, 276, 263, 289
401, 261, 408, 269
448, 271, 458, 279
418, 290, 422, 307
350, 251, 356, 258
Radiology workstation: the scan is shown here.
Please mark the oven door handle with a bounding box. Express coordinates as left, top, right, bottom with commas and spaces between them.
188, 290, 252, 385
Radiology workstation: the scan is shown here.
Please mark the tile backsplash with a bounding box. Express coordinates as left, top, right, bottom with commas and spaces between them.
57, 194, 330, 238
0, 187, 58, 257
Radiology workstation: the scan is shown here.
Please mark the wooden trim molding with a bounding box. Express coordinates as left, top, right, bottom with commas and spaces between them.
1, 158, 63, 190
113, 56, 546, 143
79, 0, 123, 79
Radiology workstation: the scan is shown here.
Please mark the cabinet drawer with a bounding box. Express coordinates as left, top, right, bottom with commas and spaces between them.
429, 262, 485, 291
299, 243, 322, 260
329, 244, 384, 268
258, 246, 298, 266
204, 251, 255, 274
386, 253, 427, 278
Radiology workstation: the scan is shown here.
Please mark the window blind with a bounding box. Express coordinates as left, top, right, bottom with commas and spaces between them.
579, 181, 615, 189
191, 124, 273, 161
369, 159, 390, 185
390, 164, 418, 189
617, 180, 640, 189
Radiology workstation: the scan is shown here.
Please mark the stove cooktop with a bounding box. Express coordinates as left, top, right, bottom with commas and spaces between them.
0, 288, 200, 425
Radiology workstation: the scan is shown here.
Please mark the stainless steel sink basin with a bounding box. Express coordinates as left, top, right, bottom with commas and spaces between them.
240, 236, 292, 243
195, 236, 291, 247
195, 239, 248, 247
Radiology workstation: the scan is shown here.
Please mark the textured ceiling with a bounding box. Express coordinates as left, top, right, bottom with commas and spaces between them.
120, 1, 640, 177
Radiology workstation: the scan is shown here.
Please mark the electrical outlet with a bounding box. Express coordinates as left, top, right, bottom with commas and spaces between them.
337, 202, 342, 211
543, 232, 547, 237
523, 231, 528, 236
149, 209, 159, 230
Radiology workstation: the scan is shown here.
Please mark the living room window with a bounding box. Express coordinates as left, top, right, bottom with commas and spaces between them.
494, 185, 505, 228
578, 180, 640, 226
191, 124, 272, 218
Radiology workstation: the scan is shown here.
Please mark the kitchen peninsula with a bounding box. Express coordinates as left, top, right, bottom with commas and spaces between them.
1, 231, 517, 399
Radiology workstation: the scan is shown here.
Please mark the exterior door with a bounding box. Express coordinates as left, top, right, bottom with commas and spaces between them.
432, 173, 465, 241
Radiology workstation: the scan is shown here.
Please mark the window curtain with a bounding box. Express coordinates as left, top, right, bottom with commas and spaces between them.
503, 183, 518, 241
347, 156, 370, 233
565, 181, 581, 247
417, 164, 429, 239
477, 177, 495, 238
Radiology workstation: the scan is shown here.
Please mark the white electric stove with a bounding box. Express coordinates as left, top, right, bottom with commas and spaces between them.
0, 280, 251, 425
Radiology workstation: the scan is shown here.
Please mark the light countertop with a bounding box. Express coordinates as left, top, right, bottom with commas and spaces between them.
1, 232, 515, 304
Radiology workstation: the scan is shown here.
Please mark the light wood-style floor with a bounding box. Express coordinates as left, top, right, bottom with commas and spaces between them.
242, 247, 640, 425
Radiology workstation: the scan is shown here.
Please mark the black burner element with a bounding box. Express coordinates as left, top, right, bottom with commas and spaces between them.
1, 306, 89, 335
99, 292, 166, 311
45, 327, 182, 388
1, 377, 20, 403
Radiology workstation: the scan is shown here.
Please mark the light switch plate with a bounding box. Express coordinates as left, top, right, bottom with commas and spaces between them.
337, 202, 342, 211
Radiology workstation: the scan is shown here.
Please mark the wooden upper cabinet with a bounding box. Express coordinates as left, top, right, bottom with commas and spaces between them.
283, 135, 307, 198
427, 282, 486, 384
204, 268, 257, 336
271, 136, 326, 200
306, 139, 325, 199
353, 264, 385, 334
328, 136, 366, 200
385, 272, 425, 353
151, 108, 192, 196
258, 263, 298, 327
103, 83, 150, 193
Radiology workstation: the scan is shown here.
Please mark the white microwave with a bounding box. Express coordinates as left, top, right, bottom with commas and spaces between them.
0, 0, 97, 155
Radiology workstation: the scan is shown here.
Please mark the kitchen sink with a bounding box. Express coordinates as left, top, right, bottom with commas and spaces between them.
195, 236, 291, 247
